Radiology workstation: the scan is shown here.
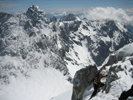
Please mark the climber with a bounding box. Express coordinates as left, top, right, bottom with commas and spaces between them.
89, 71, 107, 99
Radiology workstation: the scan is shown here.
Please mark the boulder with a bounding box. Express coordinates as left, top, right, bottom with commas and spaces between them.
106, 54, 118, 66
71, 65, 98, 100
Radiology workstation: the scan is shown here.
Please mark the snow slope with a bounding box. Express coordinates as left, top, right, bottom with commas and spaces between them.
115, 43, 133, 58
51, 89, 73, 100
0, 56, 72, 100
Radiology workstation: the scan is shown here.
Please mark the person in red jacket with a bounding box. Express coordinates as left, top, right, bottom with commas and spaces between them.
90, 72, 107, 99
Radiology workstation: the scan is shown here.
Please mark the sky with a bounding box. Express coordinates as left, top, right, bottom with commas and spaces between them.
0, 0, 133, 14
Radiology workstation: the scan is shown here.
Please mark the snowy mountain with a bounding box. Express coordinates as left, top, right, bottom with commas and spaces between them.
0, 5, 133, 100
57, 15, 133, 77
0, 5, 72, 100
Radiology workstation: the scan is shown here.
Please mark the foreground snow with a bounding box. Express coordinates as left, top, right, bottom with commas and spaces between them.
51, 89, 72, 100
0, 66, 72, 100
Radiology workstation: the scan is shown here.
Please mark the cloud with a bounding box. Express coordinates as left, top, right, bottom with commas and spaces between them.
50, 11, 67, 17
45, 7, 87, 15
82, 7, 133, 25
46, 7, 133, 25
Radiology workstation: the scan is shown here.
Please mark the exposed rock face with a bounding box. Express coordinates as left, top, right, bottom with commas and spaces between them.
106, 54, 118, 66
49, 16, 57, 22
26, 5, 46, 21
72, 65, 98, 100
129, 57, 133, 65
0, 12, 12, 24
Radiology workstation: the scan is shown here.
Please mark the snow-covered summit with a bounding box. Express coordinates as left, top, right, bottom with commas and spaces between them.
25, 5, 47, 22
27, 5, 41, 12
26, 5, 44, 15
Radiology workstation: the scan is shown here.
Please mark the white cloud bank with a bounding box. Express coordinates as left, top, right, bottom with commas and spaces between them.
82, 7, 133, 25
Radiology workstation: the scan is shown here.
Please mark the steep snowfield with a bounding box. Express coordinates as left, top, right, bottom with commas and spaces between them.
115, 43, 133, 58
65, 38, 95, 77
0, 56, 72, 100
51, 89, 73, 100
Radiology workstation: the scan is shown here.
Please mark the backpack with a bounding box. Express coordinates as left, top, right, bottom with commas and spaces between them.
93, 74, 100, 84
93, 73, 104, 84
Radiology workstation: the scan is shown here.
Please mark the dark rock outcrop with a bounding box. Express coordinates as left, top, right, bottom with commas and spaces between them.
59, 13, 78, 22
119, 85, 133, 100
106, 54, 118, 66
72, 65, 98, 100
49, 16, 57, 22
0, 12, 12, 25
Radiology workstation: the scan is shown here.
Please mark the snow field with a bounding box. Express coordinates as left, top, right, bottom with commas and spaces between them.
0, 55, 72, 100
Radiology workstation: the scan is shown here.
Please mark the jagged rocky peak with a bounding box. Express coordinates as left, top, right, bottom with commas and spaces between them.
25, 5, 46, 21
59, 13, 80, 22
100, 20, 119, 33
26, 5, 44, 14
49, 16, 57, 22
0, 12, 13, 19
0, 12, 13, 24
